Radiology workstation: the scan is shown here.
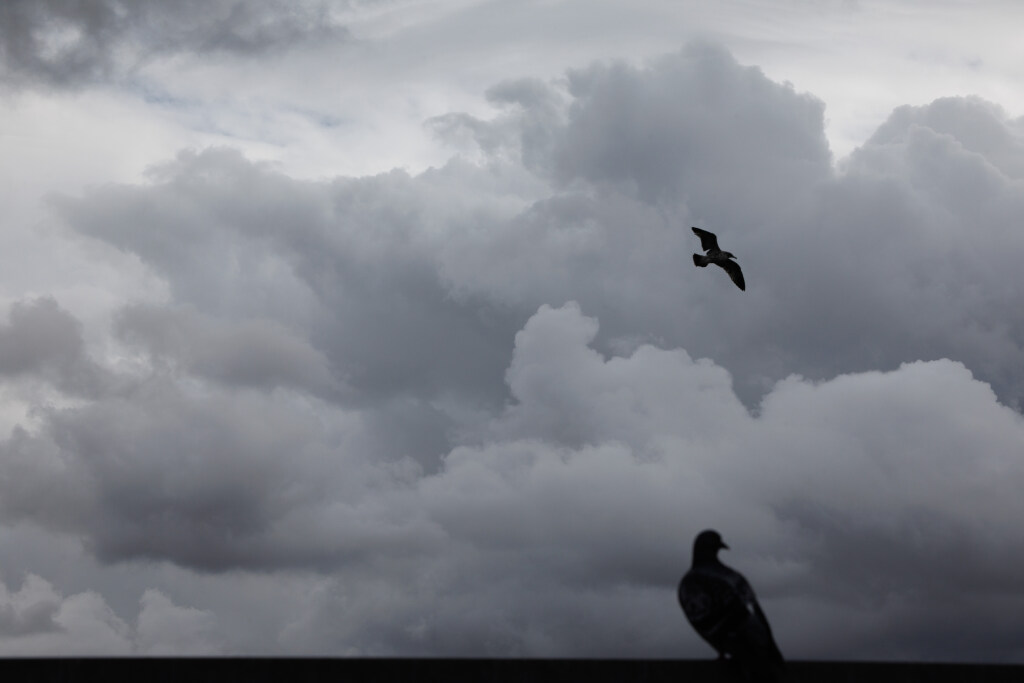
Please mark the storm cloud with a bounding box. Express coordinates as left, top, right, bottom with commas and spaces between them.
0, 0, 346, 89
1, 39, 1024, 660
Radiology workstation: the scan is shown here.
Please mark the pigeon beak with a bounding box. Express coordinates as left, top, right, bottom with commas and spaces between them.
720, 541, 729, 550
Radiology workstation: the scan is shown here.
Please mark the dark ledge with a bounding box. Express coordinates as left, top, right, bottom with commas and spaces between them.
0, 658, 1021, 682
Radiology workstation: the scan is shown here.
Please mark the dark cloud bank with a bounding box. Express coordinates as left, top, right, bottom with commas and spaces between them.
3, 44, 1024, 660
0, 0, 345, 89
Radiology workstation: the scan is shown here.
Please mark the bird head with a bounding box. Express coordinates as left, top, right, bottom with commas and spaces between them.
693, 529, 729, 562
724, 251, 737, 260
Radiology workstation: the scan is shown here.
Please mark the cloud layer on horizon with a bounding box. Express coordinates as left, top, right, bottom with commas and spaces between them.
1, 42, 1024, 659
0, 573, 222, 655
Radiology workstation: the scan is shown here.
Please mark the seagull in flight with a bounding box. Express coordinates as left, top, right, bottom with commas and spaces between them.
692, 227, 745, 291
678, 530, 784, 681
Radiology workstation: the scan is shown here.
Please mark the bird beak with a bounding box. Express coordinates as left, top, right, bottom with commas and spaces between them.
720, 541, 729, 550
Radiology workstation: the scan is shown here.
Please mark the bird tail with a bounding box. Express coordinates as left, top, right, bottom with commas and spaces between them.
692, 253, 707, 267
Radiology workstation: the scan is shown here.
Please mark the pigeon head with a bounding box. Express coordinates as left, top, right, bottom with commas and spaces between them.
693, 529, 729, 563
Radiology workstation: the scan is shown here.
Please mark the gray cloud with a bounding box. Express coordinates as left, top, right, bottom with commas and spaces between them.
3, 43, 1024, 659
115, 303, 343, 399
0, 297, 110, 396
4, 297, 1024, 658
50, 147, 526, 419
0, 0, 346, 89
284, 303, 1024, 659
552, 45, 832, 207
0, 369, 439, 571
0, 574, 61, 637
429, 47, 1024, 410
0, 574, 131, 655
0, 298, 82, 376
0, 574, 224, 655
135, 589, 222, 655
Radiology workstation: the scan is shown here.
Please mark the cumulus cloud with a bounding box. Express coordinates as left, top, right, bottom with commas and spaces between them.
49, 147, 529, 423
434, 46, 1024, 410
0, 574, 224, 655
283, 303, 1024, 659
115, 303, 342, 399
0, 574, 131, 655
0, 368, 437, 571
135, 589, 222, 655
0, 0, 347, 89
0, 573, 62, 638
5, 296, 1024, 658
2, 43, 1024, 659
0, 297, 110, 396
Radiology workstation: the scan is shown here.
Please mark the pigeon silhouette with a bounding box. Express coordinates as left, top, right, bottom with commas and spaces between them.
692, 227, 745, 291
678, 530, 784, 681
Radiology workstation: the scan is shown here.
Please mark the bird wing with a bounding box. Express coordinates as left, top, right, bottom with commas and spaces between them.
728, 569, 785, 666
691, 227, 720, 252
717, 260, 745, 291
751, 601, 785, 665
679, 570, 751, 655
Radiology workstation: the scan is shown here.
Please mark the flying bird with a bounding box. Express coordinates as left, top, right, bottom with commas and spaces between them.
678, 530, 784, 681
692, 227, 745, 290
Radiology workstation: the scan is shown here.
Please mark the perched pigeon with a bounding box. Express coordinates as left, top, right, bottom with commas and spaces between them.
692, 227, 745, 291
678, 530, 784, 680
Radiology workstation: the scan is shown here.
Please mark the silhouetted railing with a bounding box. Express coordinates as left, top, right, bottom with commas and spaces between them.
1, 658, 1021, 682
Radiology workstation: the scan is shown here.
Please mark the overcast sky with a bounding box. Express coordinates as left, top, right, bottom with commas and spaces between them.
1, 0, 1024, 661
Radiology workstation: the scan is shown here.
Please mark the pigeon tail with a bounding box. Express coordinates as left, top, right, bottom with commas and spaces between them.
693, 253, 708, 267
